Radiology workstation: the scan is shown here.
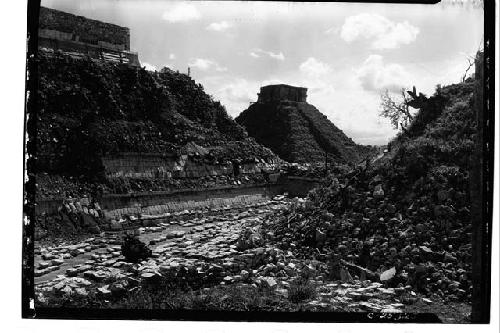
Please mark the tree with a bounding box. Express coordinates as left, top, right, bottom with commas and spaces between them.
461, 56, 475, 83
379, 88, 415, 132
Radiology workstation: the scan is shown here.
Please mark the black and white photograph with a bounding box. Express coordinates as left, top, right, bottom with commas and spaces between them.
13, 0, 497, 327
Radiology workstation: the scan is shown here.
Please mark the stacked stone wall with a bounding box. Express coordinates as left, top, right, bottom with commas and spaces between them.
257, 85, 307, 103
102, 154, 278, 179
39, 6, 130, 50
38, 38, 139, 65
103, 193, 272, 221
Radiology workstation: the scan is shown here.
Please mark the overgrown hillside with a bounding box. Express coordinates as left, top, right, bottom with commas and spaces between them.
262, 76, 478, 302
236, 100, 374, 164
35, 51, 277, 181
390, 79, 476, 179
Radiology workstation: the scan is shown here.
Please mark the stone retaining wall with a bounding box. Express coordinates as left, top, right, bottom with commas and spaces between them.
35, 176, 320, 221
102, 153, 277, 179
36, 184, 283, 217
103, 193, 270, 221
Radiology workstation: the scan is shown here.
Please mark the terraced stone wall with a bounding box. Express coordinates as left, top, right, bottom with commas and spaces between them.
102, 154, 278, 179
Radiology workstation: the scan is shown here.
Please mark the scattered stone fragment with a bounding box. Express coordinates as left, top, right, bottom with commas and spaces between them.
259, 277, 278, 290
380, 267, 396, 282
97, 285, 111, 297
66, 268, 78, 277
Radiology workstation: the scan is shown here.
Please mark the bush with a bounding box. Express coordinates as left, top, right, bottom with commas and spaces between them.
288, 278, 317, 304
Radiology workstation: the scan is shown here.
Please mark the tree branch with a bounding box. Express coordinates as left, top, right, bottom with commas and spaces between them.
462, 57, 475, 82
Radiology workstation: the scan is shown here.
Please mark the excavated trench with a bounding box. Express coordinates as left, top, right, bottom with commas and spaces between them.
34, 177, 468, 320
35, 198, 288, 284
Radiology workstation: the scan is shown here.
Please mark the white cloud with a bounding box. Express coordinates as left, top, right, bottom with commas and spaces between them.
162, 3, 201, 23
200, 76, 261, 117
206, 21, 233, 32
268, 52, 285, 61
249, 49, 285, 61
299, 57, 331, 77
340, 13, 419, 49
142, 62, 157, 71
188, 58, 227, 72
356, 55, 410, 93
169, 53, 176, 60
325, 26, 339, 35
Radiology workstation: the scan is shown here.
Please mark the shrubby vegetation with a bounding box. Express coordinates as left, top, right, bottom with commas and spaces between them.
389, 78, 475, 176
287, 277, 317, 304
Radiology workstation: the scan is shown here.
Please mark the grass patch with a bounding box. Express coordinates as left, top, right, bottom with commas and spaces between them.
37, 282, 309, 311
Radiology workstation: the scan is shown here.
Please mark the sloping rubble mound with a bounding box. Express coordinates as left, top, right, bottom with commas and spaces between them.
35, 51, 278, 193
236, 99, 375, 164
261, 78, 476, 303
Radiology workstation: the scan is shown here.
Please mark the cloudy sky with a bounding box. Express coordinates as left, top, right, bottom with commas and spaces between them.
41, 0, 483, 145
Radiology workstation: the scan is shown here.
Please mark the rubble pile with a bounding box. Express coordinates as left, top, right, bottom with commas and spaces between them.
35, 198, 105, 240
264, 165, 472, 302
262, 77, 478, 304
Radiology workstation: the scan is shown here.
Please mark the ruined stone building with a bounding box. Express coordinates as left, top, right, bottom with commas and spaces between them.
257, 84, 308, 103
38, 7, 140, 66
237, 84, 374, 163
